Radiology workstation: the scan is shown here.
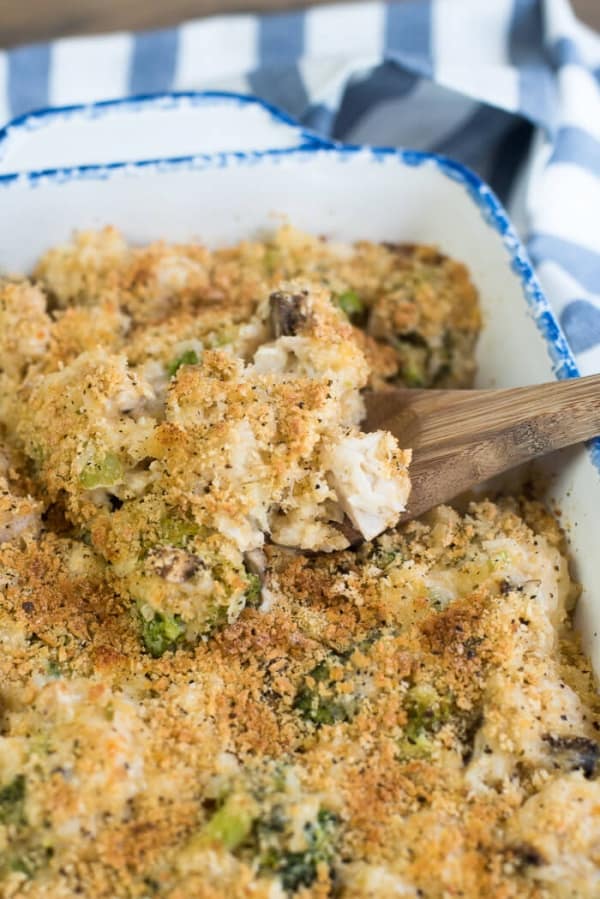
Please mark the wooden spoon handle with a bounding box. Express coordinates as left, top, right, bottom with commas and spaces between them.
365, 374, 600, 518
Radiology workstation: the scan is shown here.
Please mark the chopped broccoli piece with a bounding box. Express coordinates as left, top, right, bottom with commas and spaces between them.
261, 808, 339, 893
264, 247, 281, 276
293, 659, 355, 726
393, 335, 429, 388
46, 659, 62, 678
372, 547, 402, 570
398, 684, 452, 759
167, 349, 200, 378
335, 289, 365, 323
11, 857, 33, 877
192, 780, 339, 896
199, 794, 257, 851
431, 329, 456, 386
357, 537, 404, 571
277, 853, 320, 893
0, 774, 26, 825
374, 550, 396, 569
29, 443, 45, 470
402, 362, 426, 388
245, 572, 262, 606
6, 846, 53, 879
207, 329, 236, 348
79, 452, 123, 489
139, 609, 186, 658
158, 515, 200, 547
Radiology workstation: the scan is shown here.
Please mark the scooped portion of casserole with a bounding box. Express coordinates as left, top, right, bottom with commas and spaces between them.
0, 227, 598, 899
0, 229, 425, 645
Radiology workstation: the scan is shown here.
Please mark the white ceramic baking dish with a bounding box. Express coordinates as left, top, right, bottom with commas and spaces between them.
0, 91, 598, 669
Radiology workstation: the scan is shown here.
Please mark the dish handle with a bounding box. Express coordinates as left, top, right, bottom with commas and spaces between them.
0, 91, 335, 176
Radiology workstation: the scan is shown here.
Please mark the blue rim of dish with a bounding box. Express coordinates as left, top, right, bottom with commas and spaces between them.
0, 89, 597, 470
0, 90, 334, 157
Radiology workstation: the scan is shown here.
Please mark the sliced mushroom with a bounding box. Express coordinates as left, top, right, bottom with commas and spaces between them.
269, 289, 311, 338
509, 843, 547, 869
543, 733, 600, 778
146, 545, 203, 583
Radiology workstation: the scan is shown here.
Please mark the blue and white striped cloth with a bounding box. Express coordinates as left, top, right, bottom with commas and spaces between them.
1, 0, 599, 372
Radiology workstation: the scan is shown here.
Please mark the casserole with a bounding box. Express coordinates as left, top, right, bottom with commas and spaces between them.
1, 92, 600, 898
0, 91, 597, 669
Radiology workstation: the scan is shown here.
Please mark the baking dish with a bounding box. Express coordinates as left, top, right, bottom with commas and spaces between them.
0, 90, 598, 670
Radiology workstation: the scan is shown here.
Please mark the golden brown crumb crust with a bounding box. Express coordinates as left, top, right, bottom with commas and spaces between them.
0, 228, 597, 899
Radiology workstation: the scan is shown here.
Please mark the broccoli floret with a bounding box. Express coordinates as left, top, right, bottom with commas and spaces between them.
334, 289, 365, 324
0, 774, 26, 825
372, 549, 398, 569
8, 846, 53, 879
293, 659, 354, 726
133, 533, 254, 644
167, 349, 200, 378
260, 808, 339, 893
392, 334, 429, 388
370, 545, 406, 571
205, 329, 235, 348
139, 608, 186, 658
179, 793, 258, 863
46, 658, 62, 678
245, 572, 262, 606
393, 329, 458, 388
430, 329, 456, 386
10, 857, 32, 877
293, 638, 382, 728
79, 452, 123, 489
357, 536, 405, 572
263, 246, 281, 276
187, 781, 339, 896
402, 363, 426, 388
158, 514, 200, 547
199, 794, 257, 851
398, 684, 452, 759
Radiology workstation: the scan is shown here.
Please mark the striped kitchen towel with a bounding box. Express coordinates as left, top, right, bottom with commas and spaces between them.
1, 0, 599, 372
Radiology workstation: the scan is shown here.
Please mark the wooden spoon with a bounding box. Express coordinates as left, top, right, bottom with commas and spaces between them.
364, 374, 600, 521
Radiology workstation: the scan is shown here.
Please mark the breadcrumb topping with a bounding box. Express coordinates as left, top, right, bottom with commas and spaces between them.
0, 227, 597, 899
